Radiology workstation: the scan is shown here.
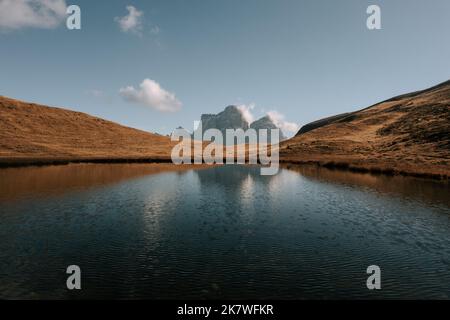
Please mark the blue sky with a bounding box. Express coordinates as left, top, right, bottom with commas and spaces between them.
1, 0, 449, 135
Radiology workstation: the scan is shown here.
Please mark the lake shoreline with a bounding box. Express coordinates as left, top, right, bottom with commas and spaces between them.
280, 159, 449, 181
0, 156, 448, 181
0, 156, 174, 168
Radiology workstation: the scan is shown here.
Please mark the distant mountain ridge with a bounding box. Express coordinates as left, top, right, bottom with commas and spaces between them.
200, 105, 249, 134
195, 105, 286, 142
250, 115, 287, 141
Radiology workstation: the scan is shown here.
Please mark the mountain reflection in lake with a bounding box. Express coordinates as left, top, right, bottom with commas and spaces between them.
0, 164, 449, 299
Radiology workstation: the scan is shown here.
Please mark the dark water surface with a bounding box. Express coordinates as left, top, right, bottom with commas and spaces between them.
0, 164, 449, 299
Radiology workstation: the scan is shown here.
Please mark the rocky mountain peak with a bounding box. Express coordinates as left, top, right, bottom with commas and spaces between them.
191, 106, 288, 143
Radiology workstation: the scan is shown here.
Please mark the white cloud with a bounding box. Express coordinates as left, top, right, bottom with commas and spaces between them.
0, 0, 67, 30
119, 78, 182, 113
237, 103, 255, 124
235, 104, 299, 136
115, 5, 143, 34
267, 111, 300, 135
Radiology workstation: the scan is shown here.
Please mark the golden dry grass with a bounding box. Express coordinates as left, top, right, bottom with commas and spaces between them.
280, 80, 450, 179
0, 96, 176, 165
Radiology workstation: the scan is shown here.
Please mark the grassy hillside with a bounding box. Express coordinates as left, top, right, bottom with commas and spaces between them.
0, 96, 174, 165
280, 80, 450, 179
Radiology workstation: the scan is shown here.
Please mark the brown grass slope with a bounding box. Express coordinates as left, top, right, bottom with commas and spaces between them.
0, 96, 174, 166
281, 80, 450, 179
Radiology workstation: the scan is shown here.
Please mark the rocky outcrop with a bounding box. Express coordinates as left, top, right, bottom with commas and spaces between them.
250, 115, 286, 141
195, 105, 286, 143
